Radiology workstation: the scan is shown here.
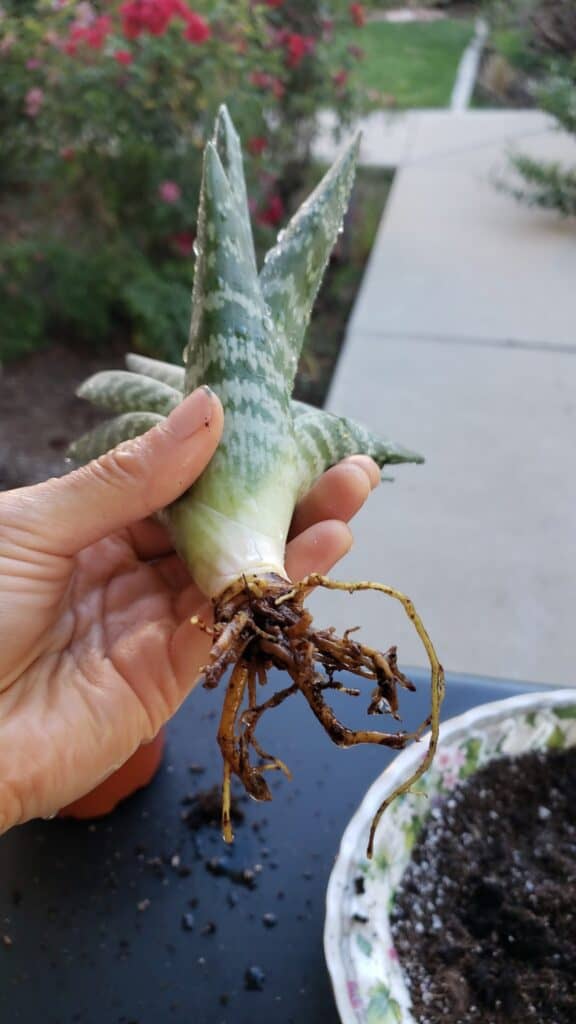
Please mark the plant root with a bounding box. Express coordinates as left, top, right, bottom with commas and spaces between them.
198, 572, 445, 858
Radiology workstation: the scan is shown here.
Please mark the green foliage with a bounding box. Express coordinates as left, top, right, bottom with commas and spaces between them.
0, 0, 369, 362
488, 0, 576, 71
504, 62, 576, 218
507, 154, 576, 216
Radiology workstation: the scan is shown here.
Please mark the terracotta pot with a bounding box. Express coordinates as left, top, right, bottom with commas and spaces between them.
58, 729, 166, 819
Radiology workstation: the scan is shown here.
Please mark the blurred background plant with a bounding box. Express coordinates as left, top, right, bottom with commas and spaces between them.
481, 0, 576, 218
0, 0, 370, 362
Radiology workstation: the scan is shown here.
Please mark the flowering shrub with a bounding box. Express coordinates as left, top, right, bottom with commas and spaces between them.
0, 0, 369, 361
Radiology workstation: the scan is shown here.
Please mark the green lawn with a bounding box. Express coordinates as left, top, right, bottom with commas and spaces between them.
344, 18, 476, 108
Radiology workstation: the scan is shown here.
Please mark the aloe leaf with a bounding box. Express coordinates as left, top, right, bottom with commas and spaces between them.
125, 353, 185, 391
212, 104, 257, 280
259, 134, 360, 385
68, 412, 164, 464
77, 371, 181, 415
294, 407, 424, 497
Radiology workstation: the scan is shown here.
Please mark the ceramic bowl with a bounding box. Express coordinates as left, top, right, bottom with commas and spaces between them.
324, 688, 576, 1024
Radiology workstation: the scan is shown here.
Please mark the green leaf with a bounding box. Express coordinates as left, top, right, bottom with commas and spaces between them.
401, 815, 424, 853
68, 412, 164, 465
547, 725, 566, 750
259, 134, 360, 388
366, 983, 403, 1024
461, 736, 482, 778
77, 371, 181, 415
356, 934, 373, 957
125, 353, 185, 391
554, 706, 576, 720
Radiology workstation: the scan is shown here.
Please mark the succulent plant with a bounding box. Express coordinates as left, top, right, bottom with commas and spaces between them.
71, 107, 443, 857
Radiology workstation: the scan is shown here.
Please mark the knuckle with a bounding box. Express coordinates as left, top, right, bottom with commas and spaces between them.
89, 439, 152, 503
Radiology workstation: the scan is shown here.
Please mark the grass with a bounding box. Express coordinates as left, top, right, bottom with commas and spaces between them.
343, 18, 476, 108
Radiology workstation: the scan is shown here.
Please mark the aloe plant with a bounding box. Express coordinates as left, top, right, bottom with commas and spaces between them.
71, 107, 444, 856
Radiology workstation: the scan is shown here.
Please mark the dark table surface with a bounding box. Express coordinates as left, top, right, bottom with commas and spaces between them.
0, 669, 548, 1024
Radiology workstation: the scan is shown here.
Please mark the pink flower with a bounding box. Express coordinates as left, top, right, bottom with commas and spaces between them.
349, 2, 365, 28
257, 193, 284, 228
247, 136, 267, 157
158, 180, 181, 203
75, 2, 97, 28
114, 49, 133, 65
25, 87, 45, 118
263, 0, 283, 6
322, 18, 334, 39
182, 10, 210, 43
171, 231, 195, 256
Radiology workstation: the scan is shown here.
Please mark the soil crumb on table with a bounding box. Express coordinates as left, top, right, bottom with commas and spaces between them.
391, 747, 576, 1024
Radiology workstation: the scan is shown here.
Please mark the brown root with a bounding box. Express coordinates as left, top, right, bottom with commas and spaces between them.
198, 573, 445, 858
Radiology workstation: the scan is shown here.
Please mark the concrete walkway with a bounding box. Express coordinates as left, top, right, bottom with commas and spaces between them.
311, 111, 576, 688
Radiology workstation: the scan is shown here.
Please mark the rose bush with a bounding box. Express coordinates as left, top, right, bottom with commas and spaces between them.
0, 0, 369, 361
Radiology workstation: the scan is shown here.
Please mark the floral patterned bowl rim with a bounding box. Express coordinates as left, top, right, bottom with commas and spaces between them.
324, 688, 576, 1024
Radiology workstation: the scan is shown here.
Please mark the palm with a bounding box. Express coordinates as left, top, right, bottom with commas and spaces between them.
0, 527, 213, 825
0, 456, 377, 828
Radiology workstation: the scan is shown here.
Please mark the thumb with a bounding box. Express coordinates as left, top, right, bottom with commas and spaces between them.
9, 387, 223, 557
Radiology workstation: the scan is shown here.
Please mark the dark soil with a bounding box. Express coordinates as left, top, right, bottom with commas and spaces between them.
392, 747, 576, 1024
0, 343, 124, 490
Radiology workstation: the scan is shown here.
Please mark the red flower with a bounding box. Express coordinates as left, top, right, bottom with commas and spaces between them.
247, 136, 267, 157
120, 0, 172, 40
333, 70, 348, 90
263, 0, 283, 5
64, 14, 111, 54
249, 70, 285, 99
171, 231, 195, 256
349, 3, 365, 28
114, 49, 133, 65
86, 15, 112, 49
257, 193, 284, 228
182, 11, 210, 43
60, 146, 76, 161
283, 32, 315, 69
120, 1, 210, 42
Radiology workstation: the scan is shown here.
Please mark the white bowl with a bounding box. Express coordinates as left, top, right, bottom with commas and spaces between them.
324, 688, 576, 1024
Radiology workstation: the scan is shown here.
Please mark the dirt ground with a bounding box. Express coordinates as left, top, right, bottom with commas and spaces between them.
0, 344, 126, 490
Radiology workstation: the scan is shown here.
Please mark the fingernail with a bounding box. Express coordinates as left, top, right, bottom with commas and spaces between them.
166, 386, 217, 440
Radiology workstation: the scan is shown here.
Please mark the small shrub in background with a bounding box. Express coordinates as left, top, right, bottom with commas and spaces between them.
505, 62, 576, 218
0, 0, 370, 362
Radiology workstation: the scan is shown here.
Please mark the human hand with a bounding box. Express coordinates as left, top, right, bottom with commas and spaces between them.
0, 387, 380, 831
